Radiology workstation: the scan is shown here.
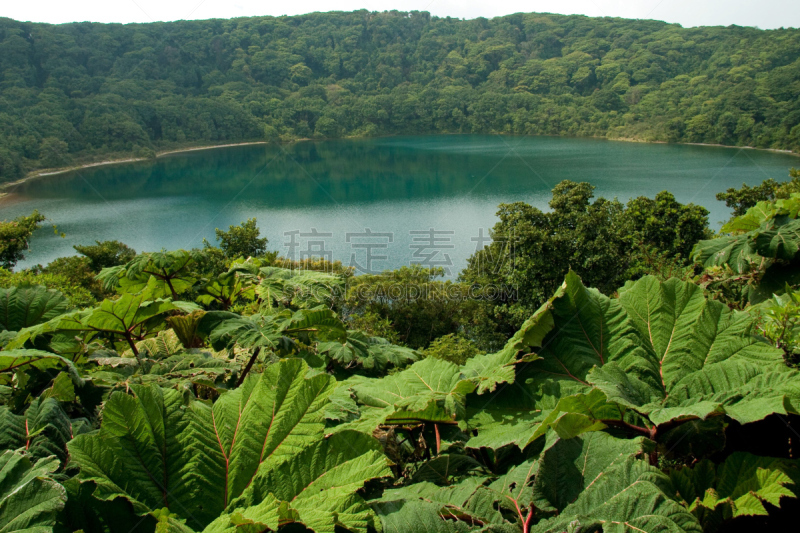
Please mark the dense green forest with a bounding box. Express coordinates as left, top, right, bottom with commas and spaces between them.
2, 10, 800, 181
2, 173, 800, 532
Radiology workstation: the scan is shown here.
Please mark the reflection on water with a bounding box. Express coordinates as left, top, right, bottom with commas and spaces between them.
2, 135, 798, 274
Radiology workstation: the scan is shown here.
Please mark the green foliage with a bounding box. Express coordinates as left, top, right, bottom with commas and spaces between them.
692, 187, 800, 306
716, 168, 800, 217
0, 267, 96, 309
667, 452, 799, 531
98, 249, 203, 299
68, 359, 390, 531
0, 285, 72, 332
750, 286, 800, 365
317, 330, 419, 374
74, 240, 136, 272
38, 138, 70, 168
423, 333, 484, 366
346, 265, 476, 349
38, 256, 107, 302
458, 271, 800, 461
0, 397, 77, 464
462, 181, 709, 340
1, 13, 800, 181
0, 451, 66, 533
373, 433, 700, 533
7, 293, 200, 364
4, 189, 800, 531
256, 266, 343, 311
0, 211, 46, 270
207, 218, 268, 259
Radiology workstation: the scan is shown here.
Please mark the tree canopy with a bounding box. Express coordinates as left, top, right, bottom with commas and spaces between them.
1, 11, 799, 181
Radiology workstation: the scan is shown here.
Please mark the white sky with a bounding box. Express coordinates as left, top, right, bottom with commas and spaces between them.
2, 0, 799, 29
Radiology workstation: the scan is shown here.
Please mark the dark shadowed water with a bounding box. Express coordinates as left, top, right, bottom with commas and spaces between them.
2, 135, 798, 275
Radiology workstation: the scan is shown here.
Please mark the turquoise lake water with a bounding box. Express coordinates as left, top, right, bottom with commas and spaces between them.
2, 135, 798, 275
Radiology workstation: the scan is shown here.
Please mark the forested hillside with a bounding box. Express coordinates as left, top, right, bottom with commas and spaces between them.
1, 10, 800, 181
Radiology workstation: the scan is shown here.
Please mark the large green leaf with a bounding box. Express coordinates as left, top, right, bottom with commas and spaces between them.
0, 349, 83, 388
532, 456, 702, 533
350, 358, 476, 425
0, 285, 72, 332
203, 311, 286, 352
460, 286, 560, 395
752, 218, 800, 260
68, 359, 390, 531
256, 267, 343, 309
83, 294, 199, 338
666, 452, 799, 531
372, 433, 695, 533
492, 273, 799, 437
202, 308, 344, 355
531, 431, 652, 513
0, 451, 66, 533
99, 250, 203, 298
720, 194, 800, 234
208, 431, 391, 533
369, 500, 480, 533
690, 233, 765, 274
0, 397, 76, 463
515, 271, 645, 407
317, 331, 418, 372
6, 295, 199, 352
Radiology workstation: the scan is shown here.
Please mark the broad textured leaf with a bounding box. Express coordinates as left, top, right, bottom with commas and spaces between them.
282, 308, 346, 341
0, 285, 72, 332
667, 452, 798, 527
135, 330, 185, 359
350, 358, 476, 424
100, 250, 202, 298
720, 201, 780, 234
41, 371, 76, 402
460, 286, 561, 394
515, 273, 798, 430
203, 312, 285, 352
68, 359, 338, 530
521, 271, 645, 406
531, 431, 653, 513
324, 384, 360, 424
690, 234, 764, 274
752, 218, 800, 260
0, 349, 83, 385
6, 296, 198, 351
374, 434, 669, 533
466, 388, 620, 452
375, 477, 511, 531
371, 500, 479, 533
0, 450, 66, 533
719, 195, 800, 235
83, 295, 195, 337
533, 456, 702, 533
211, 431, 391, 533
360, 335, 418, 372
318, 331, 418, 372
0, 397, 75, 463
257, 267, 343, 309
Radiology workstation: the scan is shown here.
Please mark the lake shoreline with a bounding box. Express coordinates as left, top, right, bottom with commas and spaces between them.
1, 134, 797, 195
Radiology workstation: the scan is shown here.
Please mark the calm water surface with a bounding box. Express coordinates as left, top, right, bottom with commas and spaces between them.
2, 135, 798, 274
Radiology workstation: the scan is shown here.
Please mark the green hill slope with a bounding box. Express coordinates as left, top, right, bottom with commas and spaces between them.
1, 10, 799, 180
